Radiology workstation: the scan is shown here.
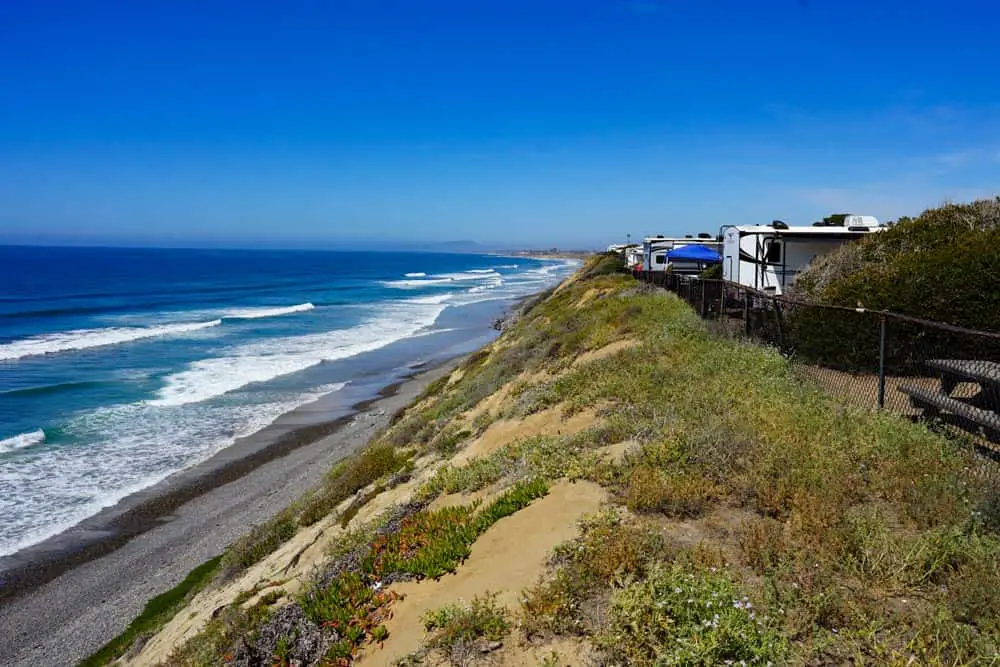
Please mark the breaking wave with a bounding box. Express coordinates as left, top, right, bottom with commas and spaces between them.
149, 298, 447, 407
222, 303, 315, 320
0, 320, 222, 361
0, 429, 45, 454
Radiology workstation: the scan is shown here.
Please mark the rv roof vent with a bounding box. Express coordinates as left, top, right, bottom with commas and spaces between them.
656, 234, 664, 238
684, 234, 693, 238
697, 232, 712, 239
771, 220, 789, 230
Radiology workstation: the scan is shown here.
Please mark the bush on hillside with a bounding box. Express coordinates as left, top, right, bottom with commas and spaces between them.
788, 198, 1000, 371
577, 252, 625, 281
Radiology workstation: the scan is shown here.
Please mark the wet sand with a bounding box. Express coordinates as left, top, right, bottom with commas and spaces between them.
0, 359, 460, 667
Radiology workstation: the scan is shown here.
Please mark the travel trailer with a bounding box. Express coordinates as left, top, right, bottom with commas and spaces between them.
641, 235, 719, 273
625, 245, 644, 271
721, 217, 884, 294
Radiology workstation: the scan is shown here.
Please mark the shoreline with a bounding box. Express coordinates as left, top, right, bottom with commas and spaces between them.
0, 356, 464, 666
0, 381, 392, 603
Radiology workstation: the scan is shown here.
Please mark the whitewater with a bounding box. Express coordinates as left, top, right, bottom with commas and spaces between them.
0, 247, 578, 558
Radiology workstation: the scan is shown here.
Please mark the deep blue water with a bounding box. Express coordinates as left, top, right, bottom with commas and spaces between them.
0, 246, 576, 556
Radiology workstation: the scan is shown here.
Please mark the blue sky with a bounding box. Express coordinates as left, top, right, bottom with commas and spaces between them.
1, 0, 999, 248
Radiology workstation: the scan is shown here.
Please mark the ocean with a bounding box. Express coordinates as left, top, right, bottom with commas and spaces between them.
0, 246, 577, 558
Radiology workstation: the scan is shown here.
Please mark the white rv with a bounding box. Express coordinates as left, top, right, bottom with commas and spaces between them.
721, 217, 883, 294
641, 236, 719, 272
624, 246, 644, 270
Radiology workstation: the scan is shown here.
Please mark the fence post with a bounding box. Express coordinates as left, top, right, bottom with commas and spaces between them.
699, 280, 706, 317
772, 297, 785, 350
743, 291, 751, 337
877, 315, 887, 409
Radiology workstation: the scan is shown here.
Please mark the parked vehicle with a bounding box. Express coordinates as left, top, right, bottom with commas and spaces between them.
721, 217, 883, 294
641, 235, 719, 273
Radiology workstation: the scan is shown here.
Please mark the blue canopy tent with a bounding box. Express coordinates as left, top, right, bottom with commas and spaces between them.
666, 244, 722, 263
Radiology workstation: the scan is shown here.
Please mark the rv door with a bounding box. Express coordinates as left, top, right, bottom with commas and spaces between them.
763, 239, 782, 264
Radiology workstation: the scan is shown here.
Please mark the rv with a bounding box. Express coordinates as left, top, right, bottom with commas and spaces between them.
624, 245, 644, 271
641, 236, 719, 273
721, 217, 883, 294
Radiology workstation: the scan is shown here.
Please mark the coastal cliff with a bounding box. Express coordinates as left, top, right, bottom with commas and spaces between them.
91, 256, 999, 665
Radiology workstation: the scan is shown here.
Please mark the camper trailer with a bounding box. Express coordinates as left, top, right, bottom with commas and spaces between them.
641, 236, 719, 273
624, 246, 644, 271
722, 217, 883, 294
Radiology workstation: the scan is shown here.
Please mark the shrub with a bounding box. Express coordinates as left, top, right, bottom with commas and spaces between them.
789, 198, 1000, 370
623, 467, 719, 517
595, 563, 787, 666
221, 508, 299, 577
577, 252, 624, 280
522, 512, 664, 636
422, 593, 510, 662
299, 443, 411, 526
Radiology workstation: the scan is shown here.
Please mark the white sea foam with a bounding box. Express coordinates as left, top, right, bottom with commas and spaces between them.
0, 382, 347, 557
0, 320, 222, 361
0, 429, 45, 454
404, 272, 427, 278
381, 277, 455, 288
382, 269, 499, 289
407, 293, 456, 305
223, 303, 315, 320
150, 298, 447, 407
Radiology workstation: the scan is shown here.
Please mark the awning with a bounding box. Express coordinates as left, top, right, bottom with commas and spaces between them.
666, 244, 721, 262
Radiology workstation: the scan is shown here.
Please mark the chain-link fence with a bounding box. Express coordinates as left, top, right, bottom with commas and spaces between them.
640, 271, 1000, 458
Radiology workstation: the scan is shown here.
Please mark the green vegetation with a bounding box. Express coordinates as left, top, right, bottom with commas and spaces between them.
498, 258, 999, 663
791, 197, 1000, 369
300, 443, 413, 527
420, 594, 510, 665
217, 441, 413, 579
597, 563, 787, 665
167, 480, 548, 665
78, 555, 223, 667
574, 251, 624, 280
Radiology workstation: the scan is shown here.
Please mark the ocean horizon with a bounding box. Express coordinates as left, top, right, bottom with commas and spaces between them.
0, 245, 577, 558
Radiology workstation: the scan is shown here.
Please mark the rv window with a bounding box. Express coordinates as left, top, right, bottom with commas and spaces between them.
765, 240, 782, 264
654, 255, 665, 264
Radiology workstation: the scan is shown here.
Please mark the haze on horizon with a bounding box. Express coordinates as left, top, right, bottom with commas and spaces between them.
2, 0, 999, 250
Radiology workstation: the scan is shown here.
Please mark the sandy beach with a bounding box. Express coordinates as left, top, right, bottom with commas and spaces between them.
0, 360, 459, 667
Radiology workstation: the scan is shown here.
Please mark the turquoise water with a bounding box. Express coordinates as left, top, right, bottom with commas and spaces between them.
0, 246, 576, 556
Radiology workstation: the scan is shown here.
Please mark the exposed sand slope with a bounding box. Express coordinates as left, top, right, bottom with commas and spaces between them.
355, 480, 608, 666
126, 461, 440, 666
453, 406, 600, 465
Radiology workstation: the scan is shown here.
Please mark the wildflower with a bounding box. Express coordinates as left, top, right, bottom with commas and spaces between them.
674, 587, 683, 594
